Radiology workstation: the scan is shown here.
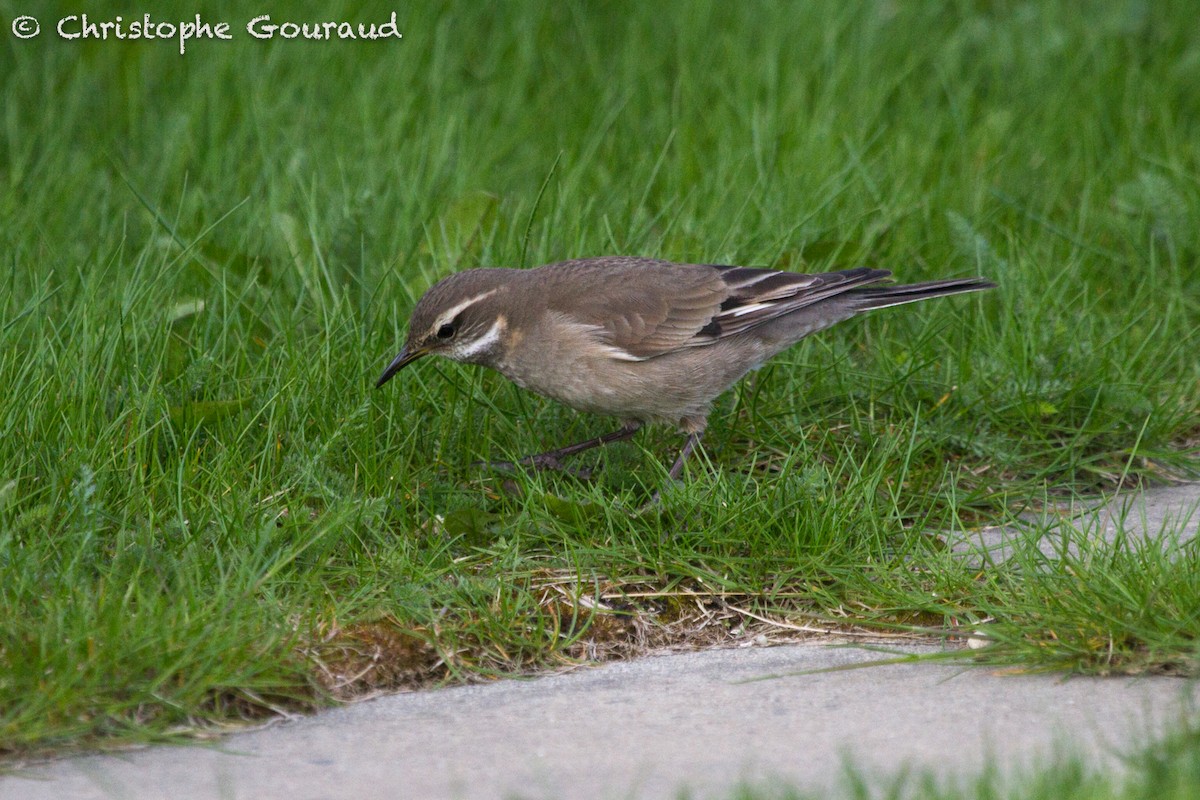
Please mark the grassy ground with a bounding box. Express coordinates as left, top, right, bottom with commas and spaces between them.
1, 0, 1198, 757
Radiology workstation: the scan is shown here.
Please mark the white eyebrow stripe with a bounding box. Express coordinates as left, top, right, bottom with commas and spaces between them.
454, 317, 506, 359
434, 289, 499, 329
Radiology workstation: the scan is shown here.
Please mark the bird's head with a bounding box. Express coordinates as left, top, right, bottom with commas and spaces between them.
375, 269, 513, 388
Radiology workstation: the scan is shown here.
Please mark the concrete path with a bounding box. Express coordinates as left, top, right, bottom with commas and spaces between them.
7, 483, 1199, 800
947, 482, 1199, 562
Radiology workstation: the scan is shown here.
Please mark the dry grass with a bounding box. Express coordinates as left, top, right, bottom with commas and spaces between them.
303, 570, 938, 702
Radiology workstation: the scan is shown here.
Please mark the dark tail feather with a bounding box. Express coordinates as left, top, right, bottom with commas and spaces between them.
849, 278, 996, 311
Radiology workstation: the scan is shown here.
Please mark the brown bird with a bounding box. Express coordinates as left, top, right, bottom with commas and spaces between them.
376, 257, 994, 486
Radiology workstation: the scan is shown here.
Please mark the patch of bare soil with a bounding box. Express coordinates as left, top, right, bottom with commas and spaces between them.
303, 570, 934, 702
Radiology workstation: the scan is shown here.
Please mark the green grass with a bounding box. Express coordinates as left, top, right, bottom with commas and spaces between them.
2, 0, 1199, 757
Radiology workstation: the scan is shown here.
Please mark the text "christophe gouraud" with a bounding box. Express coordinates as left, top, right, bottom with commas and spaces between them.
45, 13, 402, 54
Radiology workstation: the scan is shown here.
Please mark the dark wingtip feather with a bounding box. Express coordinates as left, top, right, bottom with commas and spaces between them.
850, 277, 996, 310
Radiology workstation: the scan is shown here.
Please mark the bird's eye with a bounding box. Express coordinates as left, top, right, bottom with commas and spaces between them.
436, 323, 456, 340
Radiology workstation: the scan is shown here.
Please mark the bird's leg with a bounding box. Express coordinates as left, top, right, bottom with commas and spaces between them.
665, 431, 703, 481
520, 422, 643, 470
642, 431, 704, 509
481, 421, 643, 476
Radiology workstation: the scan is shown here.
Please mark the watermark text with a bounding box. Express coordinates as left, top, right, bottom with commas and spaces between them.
9, 12, 402, 54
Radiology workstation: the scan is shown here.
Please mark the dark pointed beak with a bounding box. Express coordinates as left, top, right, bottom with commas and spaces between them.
375, 346, 427, 388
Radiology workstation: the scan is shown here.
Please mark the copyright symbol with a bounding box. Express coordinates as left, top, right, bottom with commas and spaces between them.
11, 16, 40, 38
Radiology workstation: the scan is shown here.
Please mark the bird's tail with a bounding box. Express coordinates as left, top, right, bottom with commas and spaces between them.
849, 278, 996, 311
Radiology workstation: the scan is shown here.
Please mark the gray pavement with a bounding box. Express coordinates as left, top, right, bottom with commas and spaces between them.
6, 482, 1199, 800
947, 482, 1199, 562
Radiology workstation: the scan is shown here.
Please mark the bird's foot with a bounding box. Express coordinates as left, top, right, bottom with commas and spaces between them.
636, 492, 664, 514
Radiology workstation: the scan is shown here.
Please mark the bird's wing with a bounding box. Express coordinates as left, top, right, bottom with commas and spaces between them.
539, 258, 891, 360
705, 265, 891, 338
539, 258, 728, 359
